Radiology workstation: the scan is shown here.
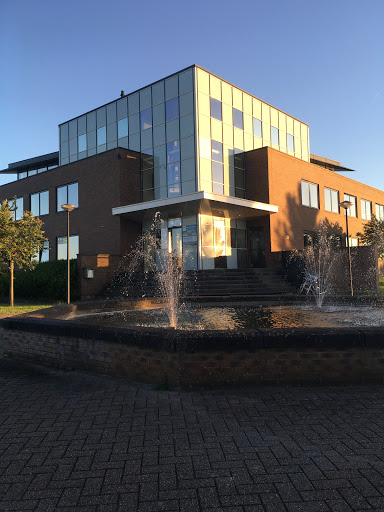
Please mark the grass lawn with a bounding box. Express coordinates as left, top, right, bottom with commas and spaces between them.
0, 303, 54, 316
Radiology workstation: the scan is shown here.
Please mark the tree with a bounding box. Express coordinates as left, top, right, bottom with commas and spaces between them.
357, 215, 384, 259
0, 199, 47, 306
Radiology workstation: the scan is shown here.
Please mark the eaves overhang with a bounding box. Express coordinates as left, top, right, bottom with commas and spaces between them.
112, 192, 278, 221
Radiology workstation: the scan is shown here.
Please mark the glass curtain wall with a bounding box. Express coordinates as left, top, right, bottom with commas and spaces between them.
59, 67, 196, 201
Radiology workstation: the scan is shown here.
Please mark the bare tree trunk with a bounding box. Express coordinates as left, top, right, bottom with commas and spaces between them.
9, 260, 14, 307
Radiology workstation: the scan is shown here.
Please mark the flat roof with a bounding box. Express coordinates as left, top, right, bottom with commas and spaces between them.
310, 153, 356, 173
59, 64, 308, 128
0, 152, 59, 174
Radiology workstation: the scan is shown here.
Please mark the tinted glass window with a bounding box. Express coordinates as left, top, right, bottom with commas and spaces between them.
97, 126, 106, 146
68, 183, 79, 207
167, 140, 180, 163
166, 98, 179, 122
271, 126, 279, 145
78, 134, 87, 152
210, 98, 222, 121
118, 118, 128, 138
40, 191, 49, 216
233, 108, 243, 129
140, 108, 152, 130
253, 118, 262, 138
211, 141, 223, 162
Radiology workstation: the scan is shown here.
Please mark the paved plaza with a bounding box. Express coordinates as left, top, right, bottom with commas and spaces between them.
1, 358, 384, 511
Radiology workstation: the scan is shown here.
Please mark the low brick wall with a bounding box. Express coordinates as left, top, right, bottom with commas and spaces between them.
1, 314, 384, 388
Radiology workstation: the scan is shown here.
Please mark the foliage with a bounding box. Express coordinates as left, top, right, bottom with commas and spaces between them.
0, 260, 79, 302
0, 199, 47, 305
357, 215, 384, 259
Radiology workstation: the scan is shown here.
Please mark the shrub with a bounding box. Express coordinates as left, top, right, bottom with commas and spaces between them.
0, 260, 79, 302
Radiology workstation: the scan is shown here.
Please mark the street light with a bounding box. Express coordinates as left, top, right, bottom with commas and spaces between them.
339, 200, 354, 296
61, 204, 76, 304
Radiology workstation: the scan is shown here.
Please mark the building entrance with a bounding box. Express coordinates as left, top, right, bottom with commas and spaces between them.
168, 227, 183, 268
249, 228, 266, 268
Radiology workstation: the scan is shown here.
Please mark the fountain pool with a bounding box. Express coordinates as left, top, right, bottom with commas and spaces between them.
69, 301, 384, 330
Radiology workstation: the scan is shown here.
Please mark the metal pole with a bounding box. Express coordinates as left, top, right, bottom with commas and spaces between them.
67, 210, 70, 304
345, 208, 354, 297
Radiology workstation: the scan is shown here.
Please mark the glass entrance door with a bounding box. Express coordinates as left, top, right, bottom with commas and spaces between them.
168, 227, 183, 267
250, 228, 266, 268
214, 218, 227, 268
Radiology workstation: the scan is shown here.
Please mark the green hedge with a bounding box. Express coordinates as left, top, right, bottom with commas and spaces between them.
0, 259, 79, 302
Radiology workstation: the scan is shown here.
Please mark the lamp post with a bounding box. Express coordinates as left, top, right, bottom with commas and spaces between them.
339, 200, 354, 296
61, 204, 76, 304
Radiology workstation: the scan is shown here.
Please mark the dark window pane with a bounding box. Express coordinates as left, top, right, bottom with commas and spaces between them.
234, 150, 244, 169
97, 107, 106, 128
107, 123, 117, 143
142, 169, 154, 189
167, 162, 180, 185
140, 108, 152, 130
57, 186, 67, 212
87, 111, 96, 131
69, 120, 77, 139
167, 140, 180, 163
107, 103, 116, 124
210, 98, 222, 121
78, 116, 86, 135
141, 150, 154, 170
117, 97, 128, 120
166, 98, 179, 122
233, 108, 243, 129
234, 168, 244, 189
211, 141, 223, 162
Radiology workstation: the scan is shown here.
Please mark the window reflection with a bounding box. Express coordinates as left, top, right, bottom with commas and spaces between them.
271, 126, 279, 145
253, 118, 262, 138
167, 140, 180, 164
97, 126, 106, 146
210, 98, 222, 121
140, 108, 152, 130
78, 134, 87, 152
118, 118, 128, 138
233, 108, 243, 130
166, 98, 179, 122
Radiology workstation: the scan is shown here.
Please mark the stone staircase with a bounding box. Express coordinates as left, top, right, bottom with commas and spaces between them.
104, 268, 295, 299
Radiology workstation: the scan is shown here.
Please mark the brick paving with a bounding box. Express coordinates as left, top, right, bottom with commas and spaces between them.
1, 359, 384, 511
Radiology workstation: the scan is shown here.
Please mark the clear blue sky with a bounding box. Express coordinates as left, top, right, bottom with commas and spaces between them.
0, 0, 383, 189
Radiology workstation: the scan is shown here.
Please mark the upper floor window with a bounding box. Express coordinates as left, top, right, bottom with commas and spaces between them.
324, 187, 339, 213
30, 191, 49, 217
287, 133, 294, 152
233, 108, 243, 130
271, 126, 279, 145
376, 203, 384, 221
361, 199, 372, 220
210, 98, 222, 121
253, 118, 262, 138
97, 126, 106, 146
57, 183, 78, 212
140, 108, 152, 130
301, 180, 319, 208
344, 193, 357, 217
7, 197, 23, 221
78, 134, 87, 152
165, 98, 179, 122
33, 240, 49, 263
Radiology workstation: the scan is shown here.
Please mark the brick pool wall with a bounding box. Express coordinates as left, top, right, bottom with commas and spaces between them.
1, 317, 384, 387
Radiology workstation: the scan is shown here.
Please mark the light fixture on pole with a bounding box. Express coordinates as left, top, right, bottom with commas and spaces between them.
61, 204, 76, 304
339, 200, 354, 296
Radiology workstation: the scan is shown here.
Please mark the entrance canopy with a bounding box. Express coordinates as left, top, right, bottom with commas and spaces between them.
112, 191, 278, 221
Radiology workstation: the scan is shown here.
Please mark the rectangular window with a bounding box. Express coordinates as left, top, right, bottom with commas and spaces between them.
118, 117, 128, 138
287, 134, 294, 151
361, 199, 372, 220
376, 204, 384, 221
57, 235, 79, 260
78, 134, 87, 152
211, 140, 223, 163
57, 183, 78, 212
233, 108, 243, 130
97, 126, 106, 146
8, 197, 23, 221
301, 180, 319, 208
165, 98, 179, 122
210, 98, 222, 121
253, 118, 262, 138
166, 140, 180, 164
344, 193, 357, 217
271, 126, 279, 145
33, 240, 49, 263
30, 191, 49, 217
324, 187, 339, 213
140, 108, 152, 130
167, 162, 181, 197
18, 171, 27, 180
